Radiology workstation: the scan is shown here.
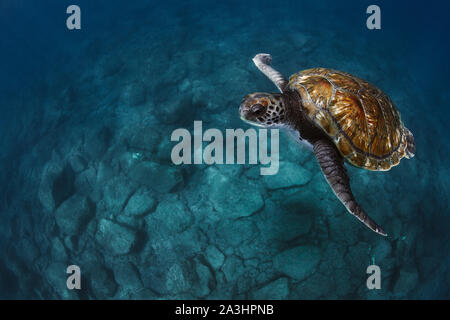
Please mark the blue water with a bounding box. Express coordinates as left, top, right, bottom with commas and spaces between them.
0, 0, 449, 299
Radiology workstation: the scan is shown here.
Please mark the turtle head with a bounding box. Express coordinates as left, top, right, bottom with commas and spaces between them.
239, 92, 286, 128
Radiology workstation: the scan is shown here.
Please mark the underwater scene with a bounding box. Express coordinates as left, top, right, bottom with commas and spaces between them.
0, 0, 449, 300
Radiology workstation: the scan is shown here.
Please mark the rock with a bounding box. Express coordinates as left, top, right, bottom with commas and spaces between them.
100, 54, 124, 78
124, 188, 156, 217
127, 128, 160, 154
55, 195, 93, 236
327, 212, 362, 245
244, 166, 262, 180
293, 271, 334, 299
84, 126, 113, 160
39, 161, 75, 212
194, 260, 214, 297
15, 238, 40, 264
95, 219, 138, 255
129, 162, 183, 192
344, 242, 370, 274
89, 266, 117, 298
259, 205, 313, 242
97, 161, 115, 184
165, 262, 193, 295
205, 245, 225, 270
128, 288, 159, 299
50, 237, 68, 262
310, 172, 333, 200
112, 261, 143, 294
263, 161, 312, 189
158, 94, 193, 124
393, 268, 419, 294
215, 219, 257, 248
173, 227, 205, 257
0, 262, 19, 299
124, 81, 147, 106
252, 278, 289, 299
207, 168, 264, 218
116, 213, 145, 229
221, 255, 244, 283
103, 176, 136, 215
74, 167, 99, 201
274, 246, 321, 281
145, 196, 193, 235
156, 138, 177, 163
63, 235, 78, 253
333, 268, 353, 298
69, 154, 87, 173
371, 239, 392, 262
318, 243, 346, 275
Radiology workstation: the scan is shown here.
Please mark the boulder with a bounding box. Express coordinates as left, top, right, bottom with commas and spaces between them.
89, 266, 117, 299
207, 168, 264, 219
95, 219, 138, 255
252, 277, 289, 300
215, 219, 257, 248
74, 167, 99, 201
393, 268, 419, 294
129, 162, 183, 192
124, 81, 147, 106
145, 196, 193, 235
55, 195, 93, 236
127, 127, 161, 154
50, 237, 68, 262
371, 239, 393, 262
274, 246, 321, 281
165, 262, 194, 295
68, 154, 87, 173
263, 161, 312, 189
193, 260, 214, 297
84, 126, 113, 160
124, 188, 156, 217
39, 161, 75, 212
205, 245, 225, 270
221, 255, 245, 283
103, 176, 136, 215
344, 242, 370, 274
112, 261, 143, 294
15, 238, 40, 264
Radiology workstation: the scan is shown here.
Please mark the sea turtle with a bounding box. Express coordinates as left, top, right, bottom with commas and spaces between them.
239, 53, 415, 236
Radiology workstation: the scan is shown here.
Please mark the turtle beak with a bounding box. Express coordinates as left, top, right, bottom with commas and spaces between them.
239, 109, 265, 127
239, 101, 266, 127
239, 104, 247, 119
239, 105, 251, 123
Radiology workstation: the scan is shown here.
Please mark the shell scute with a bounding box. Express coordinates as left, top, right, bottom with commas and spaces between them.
297, 75, 333, 110
327, 71, 361, 95
347, 152, 366, 168
329, 90, 368, 151
315, 110, 339, 137
336, 134, 353, 157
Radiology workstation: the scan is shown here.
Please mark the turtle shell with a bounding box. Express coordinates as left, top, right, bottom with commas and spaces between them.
288, 68, 408, 171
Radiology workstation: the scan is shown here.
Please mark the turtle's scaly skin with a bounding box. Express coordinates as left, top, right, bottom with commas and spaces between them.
288, 68, 408, 171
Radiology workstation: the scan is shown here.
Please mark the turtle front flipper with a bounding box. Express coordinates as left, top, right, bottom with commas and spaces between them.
313, 139, 387, 236
253, 53, 288, 93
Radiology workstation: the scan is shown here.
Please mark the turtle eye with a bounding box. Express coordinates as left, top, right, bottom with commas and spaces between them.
251, 104, 265, 116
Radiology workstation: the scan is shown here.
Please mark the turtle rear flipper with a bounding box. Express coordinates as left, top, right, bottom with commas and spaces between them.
404, 127, 415, 159
313, 139, 387, 236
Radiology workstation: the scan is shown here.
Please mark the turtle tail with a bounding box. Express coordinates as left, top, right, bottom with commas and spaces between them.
404, 127, 415, 159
